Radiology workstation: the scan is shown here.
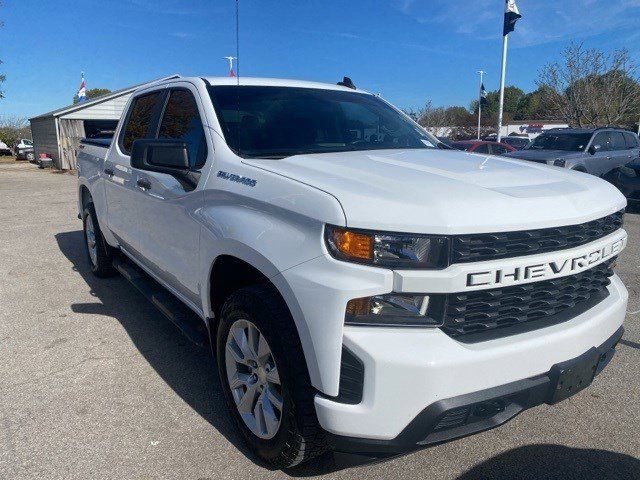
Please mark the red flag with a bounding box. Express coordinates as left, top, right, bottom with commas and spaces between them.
229, 68, 236, 77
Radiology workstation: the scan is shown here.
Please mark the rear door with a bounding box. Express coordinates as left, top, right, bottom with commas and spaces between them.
105, 90, 165, 254
610, 131, 630, 169
133, 86, 209, 307
623, 131, 640, 166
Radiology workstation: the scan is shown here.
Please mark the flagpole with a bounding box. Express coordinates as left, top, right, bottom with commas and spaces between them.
477, 70, 485, 140
496, 34, 508, 143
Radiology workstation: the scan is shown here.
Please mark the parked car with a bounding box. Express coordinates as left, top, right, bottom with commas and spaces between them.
451, 140, 516, 155
0, 141, 11, 156
501, 136, 530, 150
504, 128, 640, 178
437, 136, 453, 147
77, 76, 628, 468
14, 138, 35, 161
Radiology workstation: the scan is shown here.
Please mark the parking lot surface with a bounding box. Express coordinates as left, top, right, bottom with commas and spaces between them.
1, 162, 639, 479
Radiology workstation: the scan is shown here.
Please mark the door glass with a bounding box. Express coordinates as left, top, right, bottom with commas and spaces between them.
623, 132, 639, 149
611, 132, 626, 151
492, 145, 507, 155
158, 90, 208, 168
474, 144, 490, 154
121, 92, 162, 154
592, 132, 612, 152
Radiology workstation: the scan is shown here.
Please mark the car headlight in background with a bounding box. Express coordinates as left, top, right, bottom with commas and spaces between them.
325, 225, 449, 269
553, 159, 566, 167
345, 293, 446, 327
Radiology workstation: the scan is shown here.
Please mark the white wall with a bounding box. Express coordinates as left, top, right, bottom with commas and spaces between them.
60, 93, 133, 120
500, 122, 569, 139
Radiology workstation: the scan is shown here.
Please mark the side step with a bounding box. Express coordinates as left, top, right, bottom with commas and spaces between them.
113, 256, 208, 347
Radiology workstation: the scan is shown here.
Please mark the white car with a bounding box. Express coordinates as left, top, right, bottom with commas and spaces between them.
76, 76, 628, 468
0, 141, 11, 156
14, 138, 35, 161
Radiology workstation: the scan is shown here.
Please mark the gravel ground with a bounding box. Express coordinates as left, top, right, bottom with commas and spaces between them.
1, 162, 638, 479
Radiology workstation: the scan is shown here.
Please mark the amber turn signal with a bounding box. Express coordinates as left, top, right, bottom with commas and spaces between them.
329, 228, 373, 260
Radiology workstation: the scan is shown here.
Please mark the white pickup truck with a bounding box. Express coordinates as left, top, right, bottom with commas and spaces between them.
77, 76, 628, 468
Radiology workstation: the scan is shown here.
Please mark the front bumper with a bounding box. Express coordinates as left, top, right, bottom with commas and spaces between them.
314, 274, 627, 444
325, 325, 623, 455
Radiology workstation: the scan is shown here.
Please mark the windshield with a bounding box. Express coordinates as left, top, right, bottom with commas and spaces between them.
208, 86, 438, 159
525, 133, 591, 152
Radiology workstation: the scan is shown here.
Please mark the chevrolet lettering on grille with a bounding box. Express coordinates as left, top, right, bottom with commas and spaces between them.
466, 236, 626, 288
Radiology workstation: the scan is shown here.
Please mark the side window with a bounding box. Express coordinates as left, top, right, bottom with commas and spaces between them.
121, 92, 162, 154
592, 132, 612, 152
611, 132, 626, 151
491, 145, 508, 155
624, 132, 639, 149
158, 89, 208, 169
474, 144, 490, 154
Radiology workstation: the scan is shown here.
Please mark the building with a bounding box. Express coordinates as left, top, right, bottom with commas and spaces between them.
499, 120, 569, 139
29, 75, 179, 169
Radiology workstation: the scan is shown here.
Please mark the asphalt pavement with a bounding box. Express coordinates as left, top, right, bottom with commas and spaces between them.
1, 162, 638, 479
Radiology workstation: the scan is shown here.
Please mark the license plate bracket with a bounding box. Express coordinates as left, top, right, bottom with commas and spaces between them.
548, 348, 601, 404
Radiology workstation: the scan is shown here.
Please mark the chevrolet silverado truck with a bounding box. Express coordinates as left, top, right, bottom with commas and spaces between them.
76, 76, 628, 468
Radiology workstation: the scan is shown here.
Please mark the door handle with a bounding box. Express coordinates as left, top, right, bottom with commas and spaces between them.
137, 178, 152, 190
104, 168, 114, 176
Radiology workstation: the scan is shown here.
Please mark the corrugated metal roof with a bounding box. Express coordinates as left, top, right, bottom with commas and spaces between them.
29, 74, 180, 121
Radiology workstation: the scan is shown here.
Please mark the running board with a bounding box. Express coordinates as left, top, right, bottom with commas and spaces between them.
113, 257, 207, 347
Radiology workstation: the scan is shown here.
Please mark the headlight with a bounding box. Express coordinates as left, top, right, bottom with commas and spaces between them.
325, 225, 449, 269
553, 159, 566, 167
345, 293, 445, 327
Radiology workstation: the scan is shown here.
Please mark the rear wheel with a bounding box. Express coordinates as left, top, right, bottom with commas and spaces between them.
216, 285, 327, 468
82, 203, 116, 277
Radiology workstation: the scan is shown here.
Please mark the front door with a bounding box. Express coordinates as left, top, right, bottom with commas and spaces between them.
134, 87, 210, 307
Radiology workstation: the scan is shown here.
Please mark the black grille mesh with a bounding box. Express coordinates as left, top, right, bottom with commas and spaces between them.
451, 211, 624, 264
441, 259, 616, 338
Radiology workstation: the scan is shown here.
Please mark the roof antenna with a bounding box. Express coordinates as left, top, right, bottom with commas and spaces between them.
337, 76, 356, 89
235, 0, 241, 156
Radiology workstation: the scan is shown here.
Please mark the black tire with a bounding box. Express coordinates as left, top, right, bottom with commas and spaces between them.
82, 203, 117, 278
216, 285, 327, 468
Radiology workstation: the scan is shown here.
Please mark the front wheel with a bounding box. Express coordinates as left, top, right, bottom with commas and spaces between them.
216, 285, 327, 468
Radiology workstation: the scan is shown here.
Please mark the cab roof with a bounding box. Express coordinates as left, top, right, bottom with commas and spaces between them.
199, 76, 371, 94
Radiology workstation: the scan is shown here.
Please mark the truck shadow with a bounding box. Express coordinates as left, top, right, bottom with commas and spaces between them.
54, 230, 263, 468
455, 444, 640, 480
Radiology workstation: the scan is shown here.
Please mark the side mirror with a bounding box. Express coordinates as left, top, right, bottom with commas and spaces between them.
131, 139, 190, 173
588, 144, 600, 155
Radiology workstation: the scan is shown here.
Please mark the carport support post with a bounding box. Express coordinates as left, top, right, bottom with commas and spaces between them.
496, 35, 508, 143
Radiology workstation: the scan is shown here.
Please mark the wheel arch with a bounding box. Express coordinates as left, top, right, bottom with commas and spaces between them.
204, 248, 323, 392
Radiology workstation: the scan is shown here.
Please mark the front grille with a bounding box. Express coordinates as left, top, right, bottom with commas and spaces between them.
441, 259, 616, 339
451, 210, 624, 264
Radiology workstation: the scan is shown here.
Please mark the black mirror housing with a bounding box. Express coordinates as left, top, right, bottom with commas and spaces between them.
131, 139, 190, 173
588, 145, 599, 155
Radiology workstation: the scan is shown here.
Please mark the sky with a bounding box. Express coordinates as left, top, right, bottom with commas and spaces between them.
1, 0, 640, 119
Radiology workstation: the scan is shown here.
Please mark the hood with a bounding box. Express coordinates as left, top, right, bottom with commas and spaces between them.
504, 149, 584, 162
244, 149, 626, 234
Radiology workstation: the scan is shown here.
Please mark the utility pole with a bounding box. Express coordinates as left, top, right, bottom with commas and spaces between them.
477, 70, 486, 140
496, 34, 508, 143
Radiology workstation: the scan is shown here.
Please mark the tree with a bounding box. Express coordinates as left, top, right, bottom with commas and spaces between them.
0, 116, 31, 147
536, 42, 640, 128
72, 88, 111, 104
